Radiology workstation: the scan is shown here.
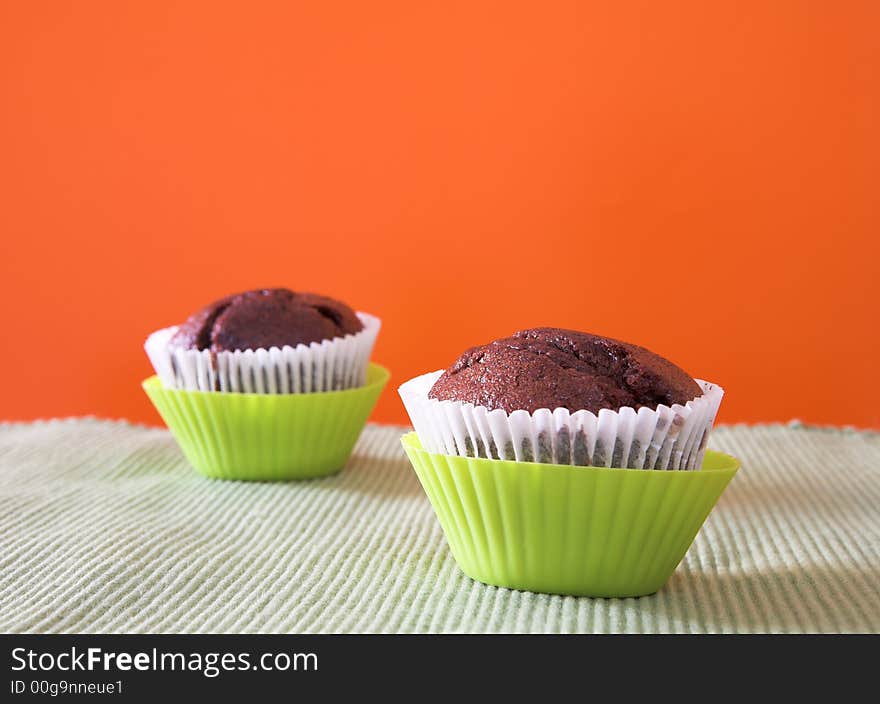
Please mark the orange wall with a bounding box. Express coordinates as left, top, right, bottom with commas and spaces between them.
1, 2, 878, 429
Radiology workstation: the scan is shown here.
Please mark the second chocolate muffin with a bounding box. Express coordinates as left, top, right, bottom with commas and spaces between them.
171, 288, 364, 352
429, 328, 702, 414
146, 287, 379, 394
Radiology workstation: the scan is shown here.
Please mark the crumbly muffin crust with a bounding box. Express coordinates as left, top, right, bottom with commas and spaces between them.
428, 328, 702, 414
171, 288, 363, 352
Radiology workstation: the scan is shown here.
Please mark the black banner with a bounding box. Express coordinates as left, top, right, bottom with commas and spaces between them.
0, 634, 864, 699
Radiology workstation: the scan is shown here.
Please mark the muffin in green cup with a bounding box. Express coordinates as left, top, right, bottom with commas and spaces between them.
399, 328, 738, 597
144, 288, 386, 480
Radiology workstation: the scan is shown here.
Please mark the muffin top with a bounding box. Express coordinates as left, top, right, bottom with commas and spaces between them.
170, 288, 363, 352
428, 328, 702, 414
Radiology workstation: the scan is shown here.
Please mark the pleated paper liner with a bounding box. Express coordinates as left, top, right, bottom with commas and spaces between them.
401, 432, 739, 597
143, 363, 390, 480
399, 370, 724, 470
145, 312, 381, 393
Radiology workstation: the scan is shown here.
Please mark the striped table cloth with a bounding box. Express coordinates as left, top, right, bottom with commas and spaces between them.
1, 419, 877, 633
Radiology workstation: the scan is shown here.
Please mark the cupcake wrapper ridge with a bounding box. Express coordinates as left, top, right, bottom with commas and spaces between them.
398, 370, 723, 471
143, 363, 390, 480
401, 432, 739, 597
145, 312, 381, 394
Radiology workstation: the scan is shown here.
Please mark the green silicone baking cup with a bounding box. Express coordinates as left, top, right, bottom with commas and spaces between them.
143, 363, 390, 480
401, 432, 739, 598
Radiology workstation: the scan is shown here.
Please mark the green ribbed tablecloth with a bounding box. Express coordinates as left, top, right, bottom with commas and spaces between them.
1, 419, 878, 633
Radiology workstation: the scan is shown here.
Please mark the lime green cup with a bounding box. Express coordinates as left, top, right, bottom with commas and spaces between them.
143, 363, 390, 480
401, 432, 739, 597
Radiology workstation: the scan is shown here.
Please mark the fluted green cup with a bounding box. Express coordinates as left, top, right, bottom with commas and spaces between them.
143, 363, 389, 480
401, 431, 738, 597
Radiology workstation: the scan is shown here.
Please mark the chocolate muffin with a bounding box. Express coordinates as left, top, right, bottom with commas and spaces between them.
428, 328, 702, 414
171, 288, 363, 352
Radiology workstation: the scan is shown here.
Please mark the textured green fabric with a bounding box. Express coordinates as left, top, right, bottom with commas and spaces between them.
0, 419, 878, 633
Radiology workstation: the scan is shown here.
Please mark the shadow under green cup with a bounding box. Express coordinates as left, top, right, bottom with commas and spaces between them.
401, 431, 739, 598
143, 363, 390, 480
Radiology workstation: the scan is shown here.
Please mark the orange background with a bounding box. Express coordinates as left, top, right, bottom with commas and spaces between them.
1, 2, 878, 429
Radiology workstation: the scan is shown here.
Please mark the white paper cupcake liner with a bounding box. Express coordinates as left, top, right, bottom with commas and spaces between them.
145, 312, 381, 394
398, 370, 723, 470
